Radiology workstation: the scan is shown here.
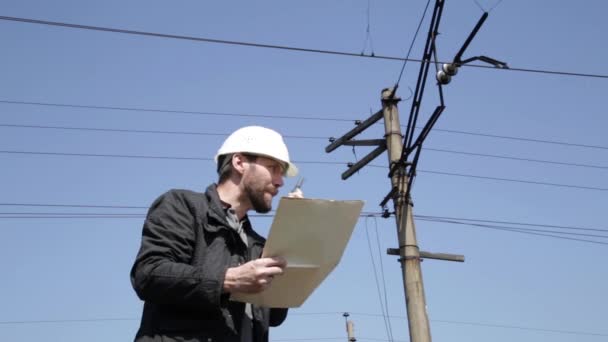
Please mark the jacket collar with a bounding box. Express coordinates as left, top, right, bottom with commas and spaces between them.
204, 183, 231, 231
204, 183, 266, 245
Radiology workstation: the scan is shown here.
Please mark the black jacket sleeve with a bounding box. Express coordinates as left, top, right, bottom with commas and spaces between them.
269, 308, 288, 327
130, 190, 227, 311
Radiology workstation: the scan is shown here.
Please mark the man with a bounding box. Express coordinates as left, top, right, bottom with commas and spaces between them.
131, 126, 300, 342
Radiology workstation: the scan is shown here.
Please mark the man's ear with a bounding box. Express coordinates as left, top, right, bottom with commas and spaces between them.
232, 153, 248, 176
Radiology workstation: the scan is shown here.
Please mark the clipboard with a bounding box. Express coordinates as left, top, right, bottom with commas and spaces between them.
231, 197, 364, 308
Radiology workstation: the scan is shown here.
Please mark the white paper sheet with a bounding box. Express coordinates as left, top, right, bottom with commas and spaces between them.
231, 197, 364, 308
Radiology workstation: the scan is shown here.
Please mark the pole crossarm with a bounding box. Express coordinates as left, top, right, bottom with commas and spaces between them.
387, 248, 465, 262
342, 143, 387, 180
325, 109, 389, 180
325, 110, 383, 153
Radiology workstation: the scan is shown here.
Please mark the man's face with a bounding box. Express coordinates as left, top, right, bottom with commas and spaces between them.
241, 155, 285, 213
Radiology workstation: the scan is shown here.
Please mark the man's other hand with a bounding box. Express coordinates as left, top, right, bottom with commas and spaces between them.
287, 188, 304, 198
223, 257, 287, 294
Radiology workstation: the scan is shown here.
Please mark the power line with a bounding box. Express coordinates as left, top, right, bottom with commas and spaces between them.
424, 147, 608, 170
0, 150, 212, 161
0, 203, 148, 209
273, 339, 345, 342
2, 149, 607, 191
0, 123, 328, 139
2, 313, 606, 338
3, 99, 607, 151
420, 217, 608, 239
0, 100, 353, 122
1, 15, 607, 79
360, 0, 375, 56
0, 318, 136, 325
0, 213, 144, 216
3, 209, 608, 245
364, 217, 394, 342
430, 127, 608, 151
0, 15, 417, 59
1, 208, 604, 233
6, 212, 605, 245
473, 224, 608, 242
395, 0, 432, 87
0, 216, 144, 219
419, 217, 608, 246
417, 169, 608, 192
416, 214, 608, 233
0, 209, 385, 219
349, 312, 608, 337
473, 0, 505, 13
371, 217, 393, 342
3, 123, 605, 170
480, 226, 608, 246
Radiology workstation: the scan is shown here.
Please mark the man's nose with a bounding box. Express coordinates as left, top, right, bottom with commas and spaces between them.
273, 173, 284, 188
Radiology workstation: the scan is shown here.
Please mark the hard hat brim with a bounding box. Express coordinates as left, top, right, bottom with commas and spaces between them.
215, 152, 298, 177
252, 153, 298, 177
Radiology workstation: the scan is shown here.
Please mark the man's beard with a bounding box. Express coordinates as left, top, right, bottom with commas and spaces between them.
244, 179, 273, 213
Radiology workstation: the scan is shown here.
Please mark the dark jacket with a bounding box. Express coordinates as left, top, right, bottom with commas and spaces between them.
131, 184, 288, 342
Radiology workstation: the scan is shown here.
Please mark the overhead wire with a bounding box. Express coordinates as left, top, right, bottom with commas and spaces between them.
4, 123, 606, 171
360, 0, 375, 55
2, 150, 607, 191
364, 216, 395, 342
417, 214, 608, 233
416, 169, 608, 192
371, 216, 394, 342
473, 0, 485, 12
0, 100, 353, 122
2, 99, 607, 151
2, 217, 602, 243
420, 217, 608, 239
273, 339, 345, 342
3, 208, 608, 246
418, 217, 608, 246
2, 123, 607, 171
0, 208, 385, 219
2, 312, 607, 338
473, 0, 505, 13
1, 208, 604, 233
348, 312, 608, 337
424, 147, 608, 170
0, 15, 607, 79
0, 203, 148, 209
394, 0, 432, 87
0, 318, 137, 325
489, 0, 505, 13
0, 206, 608, 233
429, 127, 608, 151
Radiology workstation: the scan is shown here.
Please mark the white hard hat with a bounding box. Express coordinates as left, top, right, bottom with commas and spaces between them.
215, 126, 298, 177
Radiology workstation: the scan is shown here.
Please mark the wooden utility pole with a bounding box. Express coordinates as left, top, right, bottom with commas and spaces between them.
381, 88, 432, 342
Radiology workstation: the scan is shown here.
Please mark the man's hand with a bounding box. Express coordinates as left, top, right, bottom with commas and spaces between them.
287, 188, 304, 198
223, 257, 287, 294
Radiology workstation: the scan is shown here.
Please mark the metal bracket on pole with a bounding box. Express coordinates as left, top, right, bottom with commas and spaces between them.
379, 186, 398, 208
325, 110, 383, 153
387, 158, 412, 179
436, 12, 509, 85
405, 105, 445, 157
341, 142, 387, 180
379, 186, 414, 209
342, 139, 386, 147
453, 12, 489, 64
387, 248, 465, 263
326, 109, 389, 180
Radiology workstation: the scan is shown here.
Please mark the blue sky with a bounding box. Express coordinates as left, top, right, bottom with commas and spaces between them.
1, 0, 607, 341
